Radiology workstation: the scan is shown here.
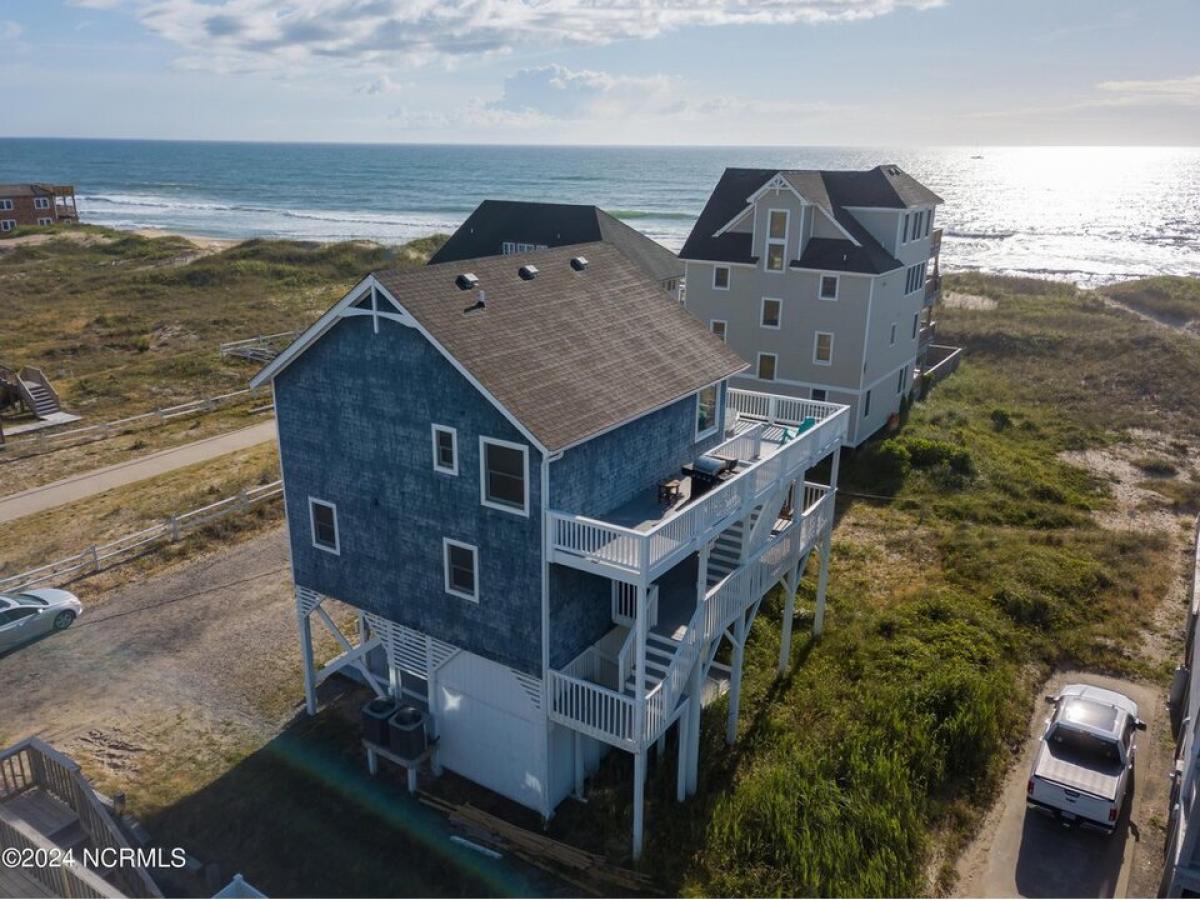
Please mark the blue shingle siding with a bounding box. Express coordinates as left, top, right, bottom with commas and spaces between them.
275, 314, 545, 676
549, 382, 726, 516
546, 382, 725, 666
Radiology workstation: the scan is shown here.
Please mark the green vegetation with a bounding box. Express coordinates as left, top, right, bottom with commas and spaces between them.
0, 226, 444, 423
1101, 275, 1200, 325
554, 273, 1197, 895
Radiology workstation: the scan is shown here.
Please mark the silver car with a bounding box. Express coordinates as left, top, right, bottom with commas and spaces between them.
0, 589, 83, 651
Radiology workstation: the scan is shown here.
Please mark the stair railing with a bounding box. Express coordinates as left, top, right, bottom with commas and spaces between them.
19, 365, 60, 413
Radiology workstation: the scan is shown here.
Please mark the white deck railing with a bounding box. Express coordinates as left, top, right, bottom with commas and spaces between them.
548, 391, 846, 579
547, 483, 836, 749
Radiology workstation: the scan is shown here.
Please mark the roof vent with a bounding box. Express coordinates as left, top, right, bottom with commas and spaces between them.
518, 264, 539, 281
464, 289, 487, 313
570, 256, 589, 271
455, 272, 479, 291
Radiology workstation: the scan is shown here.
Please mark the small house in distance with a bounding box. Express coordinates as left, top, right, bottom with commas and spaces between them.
0, 184, 79, 236
430, 199, 685, 299
253, 242, 848, 858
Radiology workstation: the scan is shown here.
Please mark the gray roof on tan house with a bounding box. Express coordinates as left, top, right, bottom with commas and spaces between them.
258, 241, 745, 453
430, 200, 684, 285
680, 165, 942, 275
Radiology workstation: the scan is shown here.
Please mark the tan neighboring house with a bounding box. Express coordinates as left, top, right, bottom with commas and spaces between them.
681, 166, 945, 446
0, 183, 79, 236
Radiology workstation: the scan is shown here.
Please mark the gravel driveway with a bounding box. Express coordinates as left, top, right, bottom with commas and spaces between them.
0, 527, 341, 805
954, 671, 1172, 898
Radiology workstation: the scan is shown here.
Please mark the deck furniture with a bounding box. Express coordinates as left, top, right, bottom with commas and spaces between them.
657, 478, 683, 505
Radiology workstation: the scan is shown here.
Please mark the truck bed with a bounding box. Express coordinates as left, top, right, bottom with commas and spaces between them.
1034, 742, 1123, 801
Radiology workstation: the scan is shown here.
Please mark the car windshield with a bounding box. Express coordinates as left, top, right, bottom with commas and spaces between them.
11, 593, 49, 606
1050, 723, 1122, 766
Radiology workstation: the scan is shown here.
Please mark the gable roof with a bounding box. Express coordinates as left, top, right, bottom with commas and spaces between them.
256, 242, 745, 453
680, 165, 942, 275
0, 184, 60, 197
430, 200, 683, 284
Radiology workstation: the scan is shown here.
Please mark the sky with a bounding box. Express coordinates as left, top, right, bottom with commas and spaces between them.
1, 0, 1198, 146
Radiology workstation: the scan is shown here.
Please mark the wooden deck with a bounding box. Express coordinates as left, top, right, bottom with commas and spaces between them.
0, 861, 57, 898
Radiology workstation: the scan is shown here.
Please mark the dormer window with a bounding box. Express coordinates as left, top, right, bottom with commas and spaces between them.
765, 209, 788, 272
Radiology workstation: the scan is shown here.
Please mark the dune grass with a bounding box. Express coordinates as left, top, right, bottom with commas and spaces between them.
1100, 275, 1200, 324
552, 273, 1196, 895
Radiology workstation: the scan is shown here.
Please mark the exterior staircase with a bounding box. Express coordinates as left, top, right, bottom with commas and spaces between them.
622, 632, 682, 697
705, 506, 764, 588
0, 364, 62, 419
23, 378, 60, 418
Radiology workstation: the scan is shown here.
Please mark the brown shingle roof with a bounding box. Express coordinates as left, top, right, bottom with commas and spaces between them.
373, 242, 746, 452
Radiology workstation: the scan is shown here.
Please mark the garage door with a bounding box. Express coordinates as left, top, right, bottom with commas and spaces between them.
434, 652, 546, 813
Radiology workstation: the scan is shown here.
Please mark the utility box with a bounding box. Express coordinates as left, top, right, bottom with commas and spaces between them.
388, 706, 427, 760
361, 698, 397, 747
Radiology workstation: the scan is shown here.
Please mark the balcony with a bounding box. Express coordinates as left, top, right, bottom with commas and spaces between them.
548, 390, 848, 583
924, 274, 941, 307
919, 319, 937, 348
930, 227, 942, 259
547, 479, 837, 750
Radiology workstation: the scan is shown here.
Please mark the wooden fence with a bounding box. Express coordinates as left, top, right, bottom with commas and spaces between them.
0, 387, 269, 457
0, 481, 282, 594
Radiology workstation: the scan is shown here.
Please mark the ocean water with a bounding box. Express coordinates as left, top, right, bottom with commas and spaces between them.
3, 139, 1198, 287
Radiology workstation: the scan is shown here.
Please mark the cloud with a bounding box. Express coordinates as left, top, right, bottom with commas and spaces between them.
489, 65, 677, 119
1, 20, 23, 40
129, 0, 945, 72
357, 74, 409, 96
1096, 73, 1200, 106
69, 0, 125, 8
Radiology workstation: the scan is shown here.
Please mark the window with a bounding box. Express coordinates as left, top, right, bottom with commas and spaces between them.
480, 437, 529, 515
898, 368, 907, 394
760, 297, 781, 329
902, 213, 910, 243
904, 262, 927, 294
0, 608, 38, 626
0, 199, 12, 211
309, 498, 339, 554
443, 539, 479, 602
889, 322, 897, 346
925, 211, 933, 237
37, 218, 52, 227
710, 320, 727, 342
34, 197, 50, 210
431, 424, 458, 475
0, 221, 14, 233
502, 241, 516, 254
696, 384, 719, 439
501, 241, 545, 254
811, 388, 827, 402
819, 275, 839, 301
813, 331, 834, 366
756, 353, 777, 382
912, 312, 919, 339
765, 209, 787, 272
713, 266, 730, 290
864, 390, 872, 417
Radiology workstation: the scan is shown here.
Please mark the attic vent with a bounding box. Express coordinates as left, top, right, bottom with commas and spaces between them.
569, 256, 589, 271
455, 272, 479, 291
518, 264, 539, 281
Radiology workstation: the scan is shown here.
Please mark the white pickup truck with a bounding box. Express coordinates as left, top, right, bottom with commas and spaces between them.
1026, 683, 1145, 833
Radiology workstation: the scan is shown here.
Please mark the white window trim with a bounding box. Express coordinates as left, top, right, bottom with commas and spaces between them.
756, 352, 778, 382
694, 383, 721, 442
0, 220, 15, 233
813, 331, 834, 367
308, 497, 340, 555
443, 538, 479, 603
709, 319, 727, 342
479, 436, 530, 517
0, 199, 12, 211
34, 197, 50, 210
764, 208, 789, 273
431, 424, 458, 476
759, 297, 782, 330
37, 218, 53, 227
819, 274, 839, 301
712, 265, 730, 291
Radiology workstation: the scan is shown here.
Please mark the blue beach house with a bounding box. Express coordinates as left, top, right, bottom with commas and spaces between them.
251, 240, 848, 857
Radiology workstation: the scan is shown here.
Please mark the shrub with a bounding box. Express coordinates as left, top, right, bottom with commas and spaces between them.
903, 437, 974, 476
990, 408, 1013, 431
1133, 456, 1177, 477
869, 440, 912, 485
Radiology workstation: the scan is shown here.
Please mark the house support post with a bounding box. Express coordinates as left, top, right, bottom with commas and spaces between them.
296, 594, 316, 716
573, 732, 585, 799
813, 525, 832, 638
778, 550, 802, 673
676, 708, 688, 802
726, 617, 747, 746
686, 654, 702, 795
632, 748, 647, 861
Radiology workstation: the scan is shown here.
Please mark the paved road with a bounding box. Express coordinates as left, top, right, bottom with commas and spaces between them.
0, 420, 277, 524
955, 672, 1171, 898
